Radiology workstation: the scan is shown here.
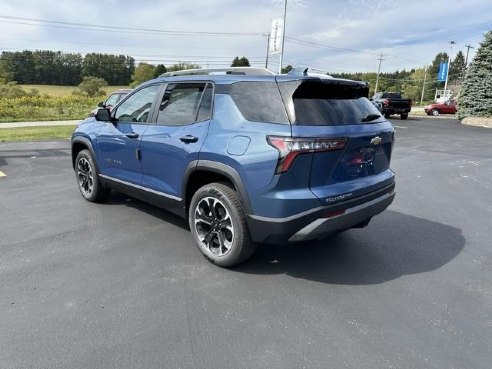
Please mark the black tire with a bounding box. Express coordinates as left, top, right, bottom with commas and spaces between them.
384, 112, 391, 119
188, 182, 256, 267
432, 109, 440, 116
74, 149, 110, 203
401, 113, 408, 120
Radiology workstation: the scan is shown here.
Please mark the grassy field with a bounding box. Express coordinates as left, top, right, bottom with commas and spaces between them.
19, 85, 129, 97
0, 125, 75, 142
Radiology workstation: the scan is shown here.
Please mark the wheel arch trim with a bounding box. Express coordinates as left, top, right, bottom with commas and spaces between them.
183, 160, 253, 215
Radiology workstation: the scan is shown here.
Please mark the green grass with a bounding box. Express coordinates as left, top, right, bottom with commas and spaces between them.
0, 125, 76, 142
19, 85, 129, 97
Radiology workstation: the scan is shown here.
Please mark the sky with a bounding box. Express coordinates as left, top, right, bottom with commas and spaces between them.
0, 0, 490, 74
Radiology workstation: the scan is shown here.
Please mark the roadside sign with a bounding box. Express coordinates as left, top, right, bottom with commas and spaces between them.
438, 62, 448, 82
269, 18, 284, 55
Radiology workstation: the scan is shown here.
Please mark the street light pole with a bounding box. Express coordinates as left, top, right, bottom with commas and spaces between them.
278, 0, 287, 74
443, 40, 455, 94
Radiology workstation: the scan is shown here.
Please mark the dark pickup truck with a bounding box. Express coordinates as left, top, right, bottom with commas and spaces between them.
371, 92, 412, 120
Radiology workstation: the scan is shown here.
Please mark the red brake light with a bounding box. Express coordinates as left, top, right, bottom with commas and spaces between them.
383, 99, 390, 106
267, 136, 347, 174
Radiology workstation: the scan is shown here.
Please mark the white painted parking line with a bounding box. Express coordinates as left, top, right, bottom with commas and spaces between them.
394, 125, 408, 129
0, 171, 6, 177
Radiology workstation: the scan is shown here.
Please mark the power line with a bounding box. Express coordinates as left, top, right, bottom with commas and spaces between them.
0, 15, 267, 37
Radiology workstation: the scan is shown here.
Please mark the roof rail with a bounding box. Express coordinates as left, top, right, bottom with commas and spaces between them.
161, 67, 275, 77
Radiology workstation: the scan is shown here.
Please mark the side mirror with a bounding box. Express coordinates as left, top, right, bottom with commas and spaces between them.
95, 108, 112, 122
97, 101, 105, 107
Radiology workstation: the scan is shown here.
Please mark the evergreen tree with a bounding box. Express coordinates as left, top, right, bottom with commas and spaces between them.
458, 30, 492, 119
231, 56, 250, 67
154, 64, 167, 78
449, 50, 466, 83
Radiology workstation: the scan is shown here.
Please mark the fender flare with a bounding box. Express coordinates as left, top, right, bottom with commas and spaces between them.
71, 136, 97, 168
182, 160, 253, 215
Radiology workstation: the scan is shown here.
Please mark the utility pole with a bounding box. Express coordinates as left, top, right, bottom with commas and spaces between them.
278, 0, 287, 74
265, 33, 271, 69
443, 40, 455, 95
374, 54, 384, 94
420, 65, 428, 106
464, 44, 474, 66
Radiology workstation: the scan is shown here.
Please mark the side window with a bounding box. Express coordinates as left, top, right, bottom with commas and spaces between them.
114, 84, 161, 123
157, 83, 209, 126
197, 84, 213, 122
105, 93, 119, 107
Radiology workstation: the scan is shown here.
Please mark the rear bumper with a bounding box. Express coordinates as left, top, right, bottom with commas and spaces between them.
246, 182, 395, 244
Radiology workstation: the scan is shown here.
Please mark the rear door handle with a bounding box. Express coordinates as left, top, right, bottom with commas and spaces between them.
126, 132, 139, 139
180, 135, 199, 143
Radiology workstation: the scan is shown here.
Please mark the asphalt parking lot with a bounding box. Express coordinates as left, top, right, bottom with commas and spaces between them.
1, 117, 491, 369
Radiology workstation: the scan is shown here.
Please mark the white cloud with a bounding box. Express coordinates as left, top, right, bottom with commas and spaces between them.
0, 0, 489, 73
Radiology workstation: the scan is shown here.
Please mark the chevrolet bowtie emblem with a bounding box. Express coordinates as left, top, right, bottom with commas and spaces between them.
371, 136, 382, 145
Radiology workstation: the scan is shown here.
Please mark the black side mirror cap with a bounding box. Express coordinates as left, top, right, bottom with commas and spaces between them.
95, 108, 112, 122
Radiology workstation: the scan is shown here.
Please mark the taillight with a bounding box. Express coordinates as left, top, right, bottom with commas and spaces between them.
267, 136, 347, 174
383, 99, 390, 106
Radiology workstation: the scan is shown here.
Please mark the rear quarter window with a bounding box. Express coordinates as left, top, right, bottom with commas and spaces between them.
226, 81, 289, 124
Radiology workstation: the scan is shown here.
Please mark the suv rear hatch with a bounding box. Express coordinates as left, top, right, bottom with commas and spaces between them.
276, 77, 395, 205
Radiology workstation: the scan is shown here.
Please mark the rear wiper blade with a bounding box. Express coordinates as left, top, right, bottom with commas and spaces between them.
361, 113, 382, 122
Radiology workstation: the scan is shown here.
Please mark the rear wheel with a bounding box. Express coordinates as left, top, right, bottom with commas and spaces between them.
432, 109, 440, 116
75, 149, 110, 202
384, 112, 391, 119
189, 183, 256, 267
400, 113, 408, 120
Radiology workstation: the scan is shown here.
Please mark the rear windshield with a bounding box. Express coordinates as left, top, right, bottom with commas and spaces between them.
223, 81, 289, 124
278, 80, 382, 126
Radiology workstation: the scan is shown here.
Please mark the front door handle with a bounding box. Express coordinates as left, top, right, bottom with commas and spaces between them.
180, 135, 199, 143
126, 132, 139, 139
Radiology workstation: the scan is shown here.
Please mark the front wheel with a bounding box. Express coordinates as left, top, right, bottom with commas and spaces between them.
189, 183, 256, 267
401, 113, 408, 120
75, 149, 110, 202
432, 109, 440, 116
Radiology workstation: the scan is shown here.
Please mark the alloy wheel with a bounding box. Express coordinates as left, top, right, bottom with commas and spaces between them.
194, 196, 235, 257
77, 157, 94, 197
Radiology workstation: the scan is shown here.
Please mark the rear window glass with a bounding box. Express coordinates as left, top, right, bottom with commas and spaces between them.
227, 82, 288, 124
279, 80, 382, 126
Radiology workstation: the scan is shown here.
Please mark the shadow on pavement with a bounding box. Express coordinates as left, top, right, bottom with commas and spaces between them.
103, 193, 464, 286
234, 210, 465, 285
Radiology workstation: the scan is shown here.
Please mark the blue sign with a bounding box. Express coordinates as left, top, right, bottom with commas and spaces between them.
438, 62, 448, 82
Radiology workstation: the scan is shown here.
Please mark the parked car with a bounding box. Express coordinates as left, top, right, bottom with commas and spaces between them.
89, 89, 131, 117
371, 92, 412, 120
424, 100, 457, 116
71, 67, 395, 267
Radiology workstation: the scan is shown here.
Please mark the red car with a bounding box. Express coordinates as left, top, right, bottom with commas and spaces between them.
424, 100, 457, 116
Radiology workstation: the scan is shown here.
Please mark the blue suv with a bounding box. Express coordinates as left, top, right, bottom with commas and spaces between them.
71, 67, 395, 267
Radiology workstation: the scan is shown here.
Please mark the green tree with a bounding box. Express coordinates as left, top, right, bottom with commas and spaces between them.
449, 50, 466, 83
154, 64, 167, 78
167, 62, 201, 72
74, 76, 108, 97
231, 56, 250, 67
82, 53, 134, 85
281, 64, 293, 73
458, 30, 492, 119
402, 68, 427, 103
131, 63, 156, 87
